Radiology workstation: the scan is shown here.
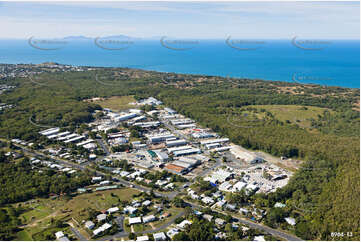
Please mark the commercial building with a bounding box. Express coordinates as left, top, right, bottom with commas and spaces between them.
134, 121, 160, 128
230, 147, 264, 164
200, 138, 229, 145
140, 97, 162, 106
164, 163, 187, 175
58, 133, 78, 141
64, 135, 85, 143
48, 131, 70, 139
177, 124, 196, 129
166, 139, 187, 147
170, 119, 193, 126
39, 127, 60, 136
191, 132, 215, 139
178, 156, 201, 167
114, 113, 138, 122
212, 146, 232, 152
76, 139, 94, 147
172, 160, 193, 170
167, 145, 193, 153
205, 143, 221, 150
173, 148, 201, 157
204, 169, 233, 184
164, 107, 176, 114
148, 134, 176, 143
154, 150, 169, 162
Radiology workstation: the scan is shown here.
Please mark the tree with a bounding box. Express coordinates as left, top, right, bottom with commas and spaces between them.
172, 232, 189, 241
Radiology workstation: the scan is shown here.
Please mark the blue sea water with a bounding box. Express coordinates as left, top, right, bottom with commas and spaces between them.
0, 38, 359, 88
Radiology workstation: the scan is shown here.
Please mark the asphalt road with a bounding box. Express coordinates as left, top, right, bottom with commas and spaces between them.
96, 138, 110, 156
70, 226, 87, 241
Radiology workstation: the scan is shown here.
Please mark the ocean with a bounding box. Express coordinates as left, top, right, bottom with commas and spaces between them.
0, 38, 359, 88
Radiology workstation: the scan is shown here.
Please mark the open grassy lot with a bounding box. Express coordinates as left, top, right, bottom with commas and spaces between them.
63, 188, 141, 223
16, 214, 71, 241
20, 203, 56, 225
15, 230, 32, 241
90, 95, 137, 111
14, 187, 140, 240
248, 105, 331, 129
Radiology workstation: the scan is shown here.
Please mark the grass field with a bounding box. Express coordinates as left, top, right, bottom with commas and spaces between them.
20, 204, 55, 224
14, 188, 140, 240
248, 105, 331, 129
63, 188, 141, 223
91, 95, 137, 111
15, 230, 32, 241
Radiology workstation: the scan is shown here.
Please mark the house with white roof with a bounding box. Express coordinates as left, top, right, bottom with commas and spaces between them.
215, 218, 226, 226
177, 219, 192, 229
143, 214, 156, 223
129, 217, 142, 225
201, 196, 215, 205
119, 171, 130, 177
214, 200, 226, 208
254, 235, 266, 241
167, 228, 179, 239
107, 207, 119, 214
203, 214, 213, 222
274, 202, 286, 208
97, 213, 107, 222
142, 200, 152, 206
55, 231, 64, 240
92, 176, 102, 182
219, 181, 233, 192
285, 217, 296, 226
124, 206, 137, 214
239, 208, 249, 215
137, 235, 149, 241
232, 181, 247, 192
153, 232, 167, 241
93, 223, 112, 236
58, 236, 70, 241
85, 221, 95, 230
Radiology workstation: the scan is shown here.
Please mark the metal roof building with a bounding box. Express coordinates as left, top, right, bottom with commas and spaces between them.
166, 139, 187, 147
173, 148, 201, 157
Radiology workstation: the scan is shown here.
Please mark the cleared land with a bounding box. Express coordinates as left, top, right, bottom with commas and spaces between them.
248, 105, 331, 129
88, 95, 136, 111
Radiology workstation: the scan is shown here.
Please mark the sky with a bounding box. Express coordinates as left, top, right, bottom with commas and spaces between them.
0, 1, 359, 39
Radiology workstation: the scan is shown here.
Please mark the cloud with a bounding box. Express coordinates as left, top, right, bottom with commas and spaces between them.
0, 1, 359, 39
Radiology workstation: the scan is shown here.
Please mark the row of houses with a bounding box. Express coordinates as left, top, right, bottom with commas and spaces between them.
39, 127, 97, 149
